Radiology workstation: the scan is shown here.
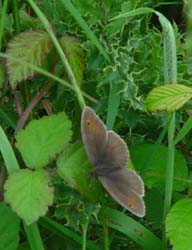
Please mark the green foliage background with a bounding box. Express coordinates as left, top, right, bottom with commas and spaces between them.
1, 0, 192, 250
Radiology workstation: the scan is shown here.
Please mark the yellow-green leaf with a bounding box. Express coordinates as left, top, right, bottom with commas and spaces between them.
4, 169, 54, 225
145, 84, 192, 112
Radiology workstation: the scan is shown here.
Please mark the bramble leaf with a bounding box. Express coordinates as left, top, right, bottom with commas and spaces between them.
6, 30, 52, 88
4, 169, 54, 225
16, 113, 72, 169
166, 198, 192, 250
145, 84, 192, 112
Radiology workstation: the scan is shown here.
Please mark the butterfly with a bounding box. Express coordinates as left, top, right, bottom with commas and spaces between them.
81, 106, 145, 217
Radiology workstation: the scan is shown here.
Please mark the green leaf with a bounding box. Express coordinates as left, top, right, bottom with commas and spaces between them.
0, 202, 20, 250
60, 35, 85, 85
6, 30, 52, 88
16, 112, 72, 169
4, 169, 54, 225
57, 142, 107, 204
145, 84, 192, 112
130, 143, 188, 191
166, 198, 192, 250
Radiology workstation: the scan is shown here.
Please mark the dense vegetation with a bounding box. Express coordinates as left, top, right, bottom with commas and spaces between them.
0, 0, 192, 250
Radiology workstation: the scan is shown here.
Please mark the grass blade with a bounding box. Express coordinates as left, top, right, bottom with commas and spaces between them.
23, 223, 45, 250
60, 0, 111, 63
39, 217, 100, 250
105, 208, 163, 250
0, 126, 19, 174
174, 115, 192, 145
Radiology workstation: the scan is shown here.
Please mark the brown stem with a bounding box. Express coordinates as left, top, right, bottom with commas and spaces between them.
16, 82, 52, 131
13, 88, 23, 117
0, 166, 6, 201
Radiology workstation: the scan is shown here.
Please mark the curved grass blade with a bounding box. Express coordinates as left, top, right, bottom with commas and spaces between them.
0, 126, 19, 174
174, 115, 192, 145
105, 208, 163, 250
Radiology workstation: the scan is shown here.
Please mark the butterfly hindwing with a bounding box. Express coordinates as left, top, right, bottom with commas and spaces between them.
99, 173, 145, 217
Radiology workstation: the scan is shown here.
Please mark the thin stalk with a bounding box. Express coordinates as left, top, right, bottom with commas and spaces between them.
163, 113, 175, 217
103, 218, 109, 250
156, 12, 177, 248
12, 0, 21, 33
0, 0, 9, 50
82, 221, 89, 250
0, 52, 96, 103
27, 0, 86, 109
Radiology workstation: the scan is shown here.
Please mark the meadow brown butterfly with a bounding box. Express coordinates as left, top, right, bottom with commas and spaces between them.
81, 106, 145, 217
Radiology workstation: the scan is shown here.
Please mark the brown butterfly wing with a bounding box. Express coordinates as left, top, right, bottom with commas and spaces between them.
108, 168, 145, 196
99, 172, 145, 217
81, 106, 107, 166
103, 131, 128, 167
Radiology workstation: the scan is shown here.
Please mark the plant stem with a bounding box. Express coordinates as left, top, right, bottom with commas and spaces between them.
0, 0, 9, 50
103, 218, 109, 250
12, 0, 21, 33
156, 12, 177, 248
82, 221, 89, 250
163, 113, 175, 217
27, 0, 86, 109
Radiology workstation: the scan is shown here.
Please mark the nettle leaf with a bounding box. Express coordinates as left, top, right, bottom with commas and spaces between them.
0, 202, 20, 250
166, 198, 192, 250
16, 113, 72, 169
4, 169, 54, 225
60, 35, 84, 85
6, 30, 52, 88
145, 84, 192, 112
130, 143, 188, 191
54, 186, 100, 231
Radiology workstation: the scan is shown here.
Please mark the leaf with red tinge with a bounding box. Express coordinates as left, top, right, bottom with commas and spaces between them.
6, 30, 52, 88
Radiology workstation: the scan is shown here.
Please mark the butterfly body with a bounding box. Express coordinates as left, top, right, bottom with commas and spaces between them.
81, 106, 145, 217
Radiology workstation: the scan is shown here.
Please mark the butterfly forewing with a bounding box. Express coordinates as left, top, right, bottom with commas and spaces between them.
81, 107, 107, 166
103, 131, 128, 167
